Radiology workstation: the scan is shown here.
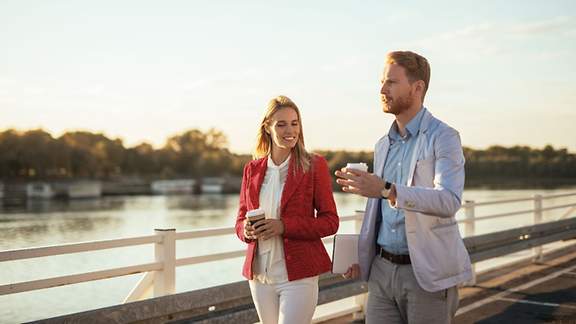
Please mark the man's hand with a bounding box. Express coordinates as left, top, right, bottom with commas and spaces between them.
335, 168, 385, 198
253, 219, 285, 240
343, 263, 360, 279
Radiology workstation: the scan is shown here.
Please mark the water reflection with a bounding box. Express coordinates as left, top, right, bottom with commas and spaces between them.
0, 194, 234, 215
3, 224, 50, 240
164, 194, 231, 210
1, 197, 127, 214
167, 210, 232, 229
55, 216, 122, 234
0, 215, 123, 248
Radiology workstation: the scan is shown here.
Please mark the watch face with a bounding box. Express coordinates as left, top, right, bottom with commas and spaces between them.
385, 181, 392, 190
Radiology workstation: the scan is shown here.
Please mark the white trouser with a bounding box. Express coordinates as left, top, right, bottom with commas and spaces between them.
249, 276, 319, 324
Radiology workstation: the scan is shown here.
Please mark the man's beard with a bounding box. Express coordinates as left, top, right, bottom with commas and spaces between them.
381, 92, 414, 115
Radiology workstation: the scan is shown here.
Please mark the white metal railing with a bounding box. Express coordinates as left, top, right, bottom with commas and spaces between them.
460, 192, 576, 284
1, 192, 575, 320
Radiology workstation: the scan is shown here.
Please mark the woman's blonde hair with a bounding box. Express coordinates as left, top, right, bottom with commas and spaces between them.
254, 95, 311, 172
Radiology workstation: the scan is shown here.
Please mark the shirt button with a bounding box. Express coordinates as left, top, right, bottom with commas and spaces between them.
398, 162, 401, 166
391, 229, 396, 233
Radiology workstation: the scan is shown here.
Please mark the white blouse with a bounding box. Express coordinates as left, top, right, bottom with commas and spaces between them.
253, 155, 290, 284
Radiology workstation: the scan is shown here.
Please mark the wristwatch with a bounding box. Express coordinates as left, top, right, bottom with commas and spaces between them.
381, 181, 392, 199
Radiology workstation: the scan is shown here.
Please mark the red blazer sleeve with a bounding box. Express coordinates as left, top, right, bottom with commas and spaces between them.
235, 163, 253, 243
283, 155, 339, 240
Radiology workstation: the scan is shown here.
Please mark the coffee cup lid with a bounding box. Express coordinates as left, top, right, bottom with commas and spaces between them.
346, 162, 368, 171
246, 208, 265, 217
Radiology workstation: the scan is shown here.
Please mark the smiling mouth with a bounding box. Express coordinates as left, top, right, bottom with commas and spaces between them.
283, 136, 296, 141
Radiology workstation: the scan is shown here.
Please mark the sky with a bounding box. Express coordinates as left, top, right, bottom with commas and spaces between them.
1, 0, 575, 154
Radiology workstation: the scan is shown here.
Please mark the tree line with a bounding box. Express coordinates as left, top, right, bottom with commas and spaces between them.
1, 129, 575, 186
0, 128, 248, 179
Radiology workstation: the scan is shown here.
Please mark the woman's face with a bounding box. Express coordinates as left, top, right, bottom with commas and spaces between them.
267, 107, 300, 151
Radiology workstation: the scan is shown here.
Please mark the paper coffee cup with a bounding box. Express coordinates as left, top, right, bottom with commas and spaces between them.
346, 162, 368, 172
246, 208, 265, 227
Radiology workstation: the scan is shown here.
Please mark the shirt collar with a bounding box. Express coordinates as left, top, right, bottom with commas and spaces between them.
389, 107, 426, 141
267, 154, 291, 170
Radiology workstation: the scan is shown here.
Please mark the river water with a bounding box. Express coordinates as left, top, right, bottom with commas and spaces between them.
1, 188, 575, 323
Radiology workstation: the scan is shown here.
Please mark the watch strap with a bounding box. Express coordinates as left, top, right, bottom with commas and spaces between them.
381, 181, 392, 199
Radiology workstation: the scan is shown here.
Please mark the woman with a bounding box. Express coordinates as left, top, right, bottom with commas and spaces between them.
235, 95, 339, 324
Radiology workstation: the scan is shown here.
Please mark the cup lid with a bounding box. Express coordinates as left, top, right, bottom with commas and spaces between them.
246, 208, 265, 217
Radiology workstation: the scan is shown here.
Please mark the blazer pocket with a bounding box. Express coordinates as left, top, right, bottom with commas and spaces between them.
414, 157, 435, 187
428, 222, 467, 278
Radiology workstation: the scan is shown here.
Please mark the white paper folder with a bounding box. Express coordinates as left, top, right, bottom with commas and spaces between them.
331, 234, 359, 274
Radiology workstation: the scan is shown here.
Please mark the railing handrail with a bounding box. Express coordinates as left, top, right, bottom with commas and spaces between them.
458, 208, 536, 223
0, 262, 163, 296
0, 235, 161, 262
461, 191, 576, 208
462, 197, 535, 207
541, 191, 576, 200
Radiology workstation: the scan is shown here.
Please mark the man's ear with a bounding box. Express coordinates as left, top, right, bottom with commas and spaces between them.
415, 80, 425, 94
412, 80, 425, 99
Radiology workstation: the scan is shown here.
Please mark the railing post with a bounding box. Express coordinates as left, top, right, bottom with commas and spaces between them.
464, 200, 477, 285
154, 228, 176, 297
352, 210, 366, 321
533, 194, 543, 262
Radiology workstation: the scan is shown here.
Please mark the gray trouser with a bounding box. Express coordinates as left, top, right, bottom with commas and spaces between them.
365, 256, 459, 324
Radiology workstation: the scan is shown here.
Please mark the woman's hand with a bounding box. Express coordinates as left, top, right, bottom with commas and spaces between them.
253, 219, 285, 240
243, 219, 257, 240
342, 264, 360, 280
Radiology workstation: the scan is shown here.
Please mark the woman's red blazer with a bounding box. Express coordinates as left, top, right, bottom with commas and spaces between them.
235, 154, 339, 281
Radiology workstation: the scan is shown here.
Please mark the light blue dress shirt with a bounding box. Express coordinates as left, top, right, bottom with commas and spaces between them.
377, 108, 426, 254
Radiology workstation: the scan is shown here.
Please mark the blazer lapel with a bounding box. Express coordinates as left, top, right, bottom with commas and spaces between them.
249, 157, 267, 209
280, 155, 305, 212
406, 109, 433, 185
406, 133, 423, 185
376, 137, 390, 178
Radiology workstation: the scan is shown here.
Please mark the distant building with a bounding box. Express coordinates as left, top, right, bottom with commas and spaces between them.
151, 179, 196, 195
200, 177, 226, 194
102, 178, 152, 196
52, 181, 102, 199
26, 182, 55, 199
67, 181, 102, 198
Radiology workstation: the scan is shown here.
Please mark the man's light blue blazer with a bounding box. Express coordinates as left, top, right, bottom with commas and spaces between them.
358, 108, 472, 292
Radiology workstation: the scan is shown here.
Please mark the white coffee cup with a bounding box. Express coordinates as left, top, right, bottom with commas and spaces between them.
346, 162, 368, 172
246, 208, 266, 228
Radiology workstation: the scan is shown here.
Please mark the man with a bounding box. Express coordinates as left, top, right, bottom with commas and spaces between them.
335, 51, 472, 324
